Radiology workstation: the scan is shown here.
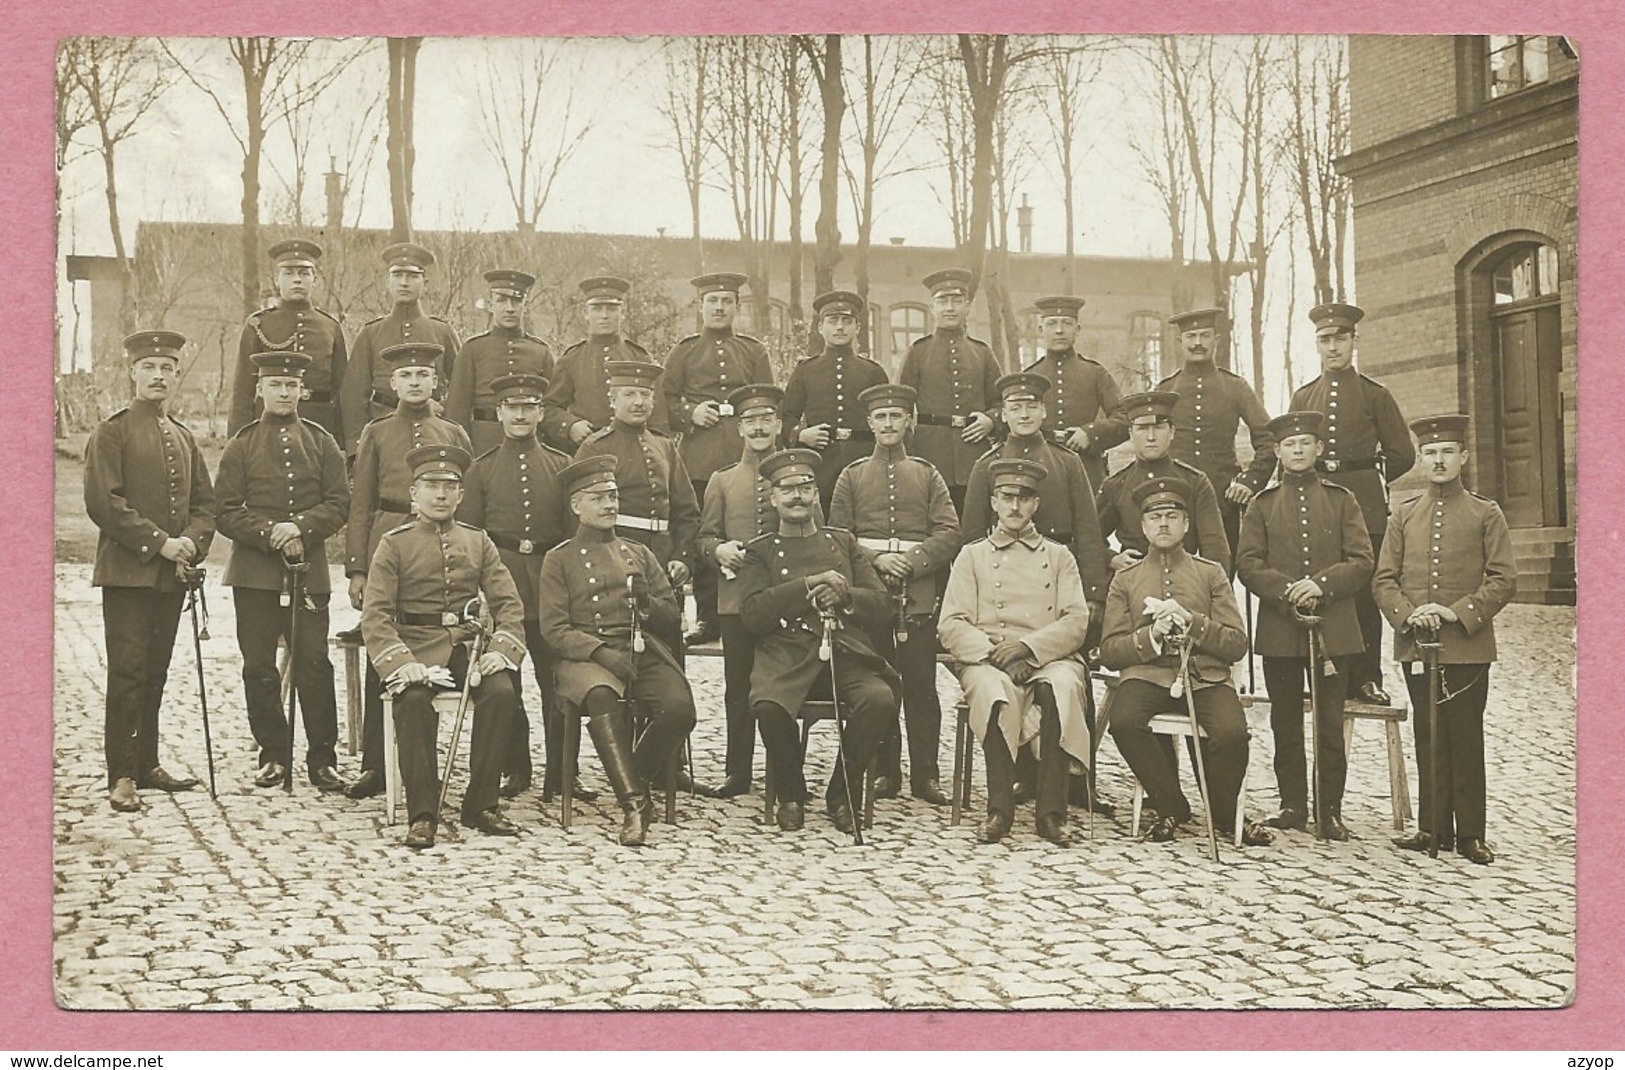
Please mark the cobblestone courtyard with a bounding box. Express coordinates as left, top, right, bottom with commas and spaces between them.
51, 563, 1576, 1011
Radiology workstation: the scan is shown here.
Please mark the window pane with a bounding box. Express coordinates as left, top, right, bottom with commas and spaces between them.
1537, 244, 1560, 296
1523, 36, 1549, 86
1488, 36, 1522, 98
1510, 251, 1535, 301
890, 306, 926, 357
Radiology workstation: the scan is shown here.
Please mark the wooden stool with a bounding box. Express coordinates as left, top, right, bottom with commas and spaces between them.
1128, 713, 1249, 848
381, 689, 464, 825
762, 700, 878, 830
1343, 699, 1413, 829
331, 633, 364, 756
558, 698, 680, 830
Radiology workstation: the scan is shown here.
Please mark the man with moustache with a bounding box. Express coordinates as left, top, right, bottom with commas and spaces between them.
228, 239, 347, 440
1096, 391, 1231, 571
1020, 295, 1128, 492
86, 330, 217, 812
542, 275, 666, 452
781, 290, 890, 511
447, 269, 556, 455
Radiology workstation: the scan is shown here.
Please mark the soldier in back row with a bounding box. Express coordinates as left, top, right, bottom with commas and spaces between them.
781, 289, 889, 512
446, 269, 555, 455
541, 275, 667, 452
1021, 294, 1128, 492
1096, 391, 1231, 570
228, 239, 347, 441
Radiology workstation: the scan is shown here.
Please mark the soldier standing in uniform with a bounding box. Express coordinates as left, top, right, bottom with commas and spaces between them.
457, 372, 589, 803
1373, 415, 1515, 865
1290, 302, 1416, 706
1155, 308, 1275, 570
738, 449, 901, 835
662, 272, 775, 645
782, 290, 889, 511
362, 444, 529, 849
1236, 412, 1374, 839
939, 458, 1093, 847
1096, 390, 1231, 571
339, 243, 461, 454
538, 455, 700, 847
447, 269, 555, 455
899, 268, 1001, 514
1101, 477, 1273, 847
228, 239, 347, 440
828, 382, 959, 806
343, 343, 473, 799
216, 351, 351, 792
1021, 295, 1128, 492
85, 330, 215, 811
541, 275, 666, 452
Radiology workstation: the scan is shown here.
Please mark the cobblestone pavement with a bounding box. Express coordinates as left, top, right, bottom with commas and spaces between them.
51, 563, 1575, 1011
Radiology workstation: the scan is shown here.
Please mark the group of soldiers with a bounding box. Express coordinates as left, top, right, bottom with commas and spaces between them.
82, 238, 1516, 864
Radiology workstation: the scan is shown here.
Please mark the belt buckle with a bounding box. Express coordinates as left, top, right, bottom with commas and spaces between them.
1324, 459, 1340, 472
518, 538, 535, 554
441, 612, 460, 627
950, 415, 967, 428
835, 427, 852, 441
888, 539, 903, 553
716, 402, 735, 417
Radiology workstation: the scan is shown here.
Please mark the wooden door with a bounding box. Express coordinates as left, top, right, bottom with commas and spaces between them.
1493, 302, 1563, 527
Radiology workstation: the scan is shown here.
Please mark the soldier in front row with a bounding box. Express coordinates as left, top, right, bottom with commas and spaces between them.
228, 238, 347, 440
215, 351, 351, 793
361, 445, 529, 849
85, 330, 216, 812
446, 269, 555, 455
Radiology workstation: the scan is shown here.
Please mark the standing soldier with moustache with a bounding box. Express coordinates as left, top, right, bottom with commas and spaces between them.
1236, 412, 1374, 840
899, 268, 1002, 514
1373, 415, 1516, 866
1021, 295, 1128, 492
85, 330, 216, 812
342, 343, 472, 800
339, 243, 461, 455
737, 449, 901, 836
1290, 302, 1416, 707
228, 239, 347, 441
216, 351, 351, 793
1155, 307, 1276, 570
828, 383, 960, 806
541, 275, 666, 453
781, 290, 890, 512
662, 272, 775, 645
447, 269, 555, 455
362, 444, 529, 849
457, 372, 589, 804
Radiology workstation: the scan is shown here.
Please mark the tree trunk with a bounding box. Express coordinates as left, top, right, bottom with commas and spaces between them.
240, 45, 265, 318
387, 38, 417, 242
99, 133, 137, 334
785, 43, 804, 325
957, 35, 1004, 297
812, 34, 844, 297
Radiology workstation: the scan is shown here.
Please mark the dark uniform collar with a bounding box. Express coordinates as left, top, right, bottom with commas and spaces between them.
417, 515, 458, 536
490, 323, 525, 339
738, 447, 770, 469
1134, 454, 1176, 474
933, 325, 965, 339
1281, 467, 1319, 486
775, 519, 821, 539
823, 344, 855, 359
870, 442, 909, 465
499, 433, 538, 453
261, 409, 299, 426
1182, 358, 1216, 374
278, 297, 312, 311
576, 523, 619, 544
395, 399, 434, 417
1006, 431, 1046, 449
701, 326, 736, 341
1428, 478, 1468, 501
989, 523, 1044, 550
1147, 543, 1192, 567
128, 397, 165, 419
388, 300, 425, 320
1043, 347, 1076, 360
610, 418, 649, 436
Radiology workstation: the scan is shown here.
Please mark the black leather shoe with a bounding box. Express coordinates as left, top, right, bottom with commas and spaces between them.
674, 769, 717, 797
1066, 780, 1116, 815
309, 765, 348, 793
542, 777, 599, 804
334, 625, 363, 644
404, 818, 435, 849
1238, 820, 1274, 847
1265, 807, 1306, 831
109, 778, 141, 812
776, 800, 805, 832
141, 767, 200, 792
1393, 829, 1452, 853
619, 805, 647, 847
684, 620, 722, 646
1458, 838, 1495, 865
872, 775, 901, 800
499, 773, 531, 799
1144, 815, 1181, 843
254, 762, 286, 788
1037, 813, 1073, 847
976, 811, 1013, 844
911, 779, 950, 806
346, 770, 384, 799
1357, 682, 1391, 705
711, 775, 752, 799
828, 801, 857, 835
1320, 814, 1351, 841
464, 807, 518, 837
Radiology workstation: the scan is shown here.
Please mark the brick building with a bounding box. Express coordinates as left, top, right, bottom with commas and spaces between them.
1339, 34, 1577, 603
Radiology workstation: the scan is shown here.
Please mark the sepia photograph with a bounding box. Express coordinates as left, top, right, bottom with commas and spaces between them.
51, 32, 1577, 1014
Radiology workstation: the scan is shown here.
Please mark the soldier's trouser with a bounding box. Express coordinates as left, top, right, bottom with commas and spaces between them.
102, 587, 185, 788
1403, 662, 1490, 844
361, 664, 385, 776
1348, 530, 1387, 692
1219, 498, 1243, 577
624, 654, 698, 784
233, 587, 338, 769
754, 669, 898, 809
691, 480, 719, 628
392, 662, 514, 824
1262, 655, 1350, 820
874, 616, 943, 786
983, 684, 1068, 824
718, 616, 759, 782
1109, 678, 1249, 830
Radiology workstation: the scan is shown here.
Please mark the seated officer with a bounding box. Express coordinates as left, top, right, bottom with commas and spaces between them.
360, 445, 529, 849
1100, 476, 1271, 847
537, 455, 699, 847
939, 458, 1093, 848
737, 449, 900, 835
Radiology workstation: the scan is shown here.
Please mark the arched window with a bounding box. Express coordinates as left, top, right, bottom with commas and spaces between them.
1491, 242, 1560, 306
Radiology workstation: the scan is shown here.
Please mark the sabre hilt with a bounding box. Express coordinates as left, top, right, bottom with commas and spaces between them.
1293, 597, 1337, 677
629, 575, 646, 653
182, 566, 211, 640
463, 596, 489, 686
1165, 621, 1192, 699
1414, 623, 1443, 665
819, 612, 837, 662
891, 579, 910, 645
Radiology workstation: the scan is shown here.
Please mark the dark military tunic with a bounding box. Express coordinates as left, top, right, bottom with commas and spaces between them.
458, 435, 572, 620
346, 404, 472, 576
662, 328, 775, 483
698, 452, 787, 616
339, 304, 461, 452
216, 413, 349, 593
1156, 359, 1277, 495
1096, 456, 1230, 564
229, 300, 348, 439
959, 435, 1109, 604
1235, 470, 1373, 659
781, 345, 889, 497
898, 327, 1002, 488
1099, 546, 1248, 689
828, 446, 960, 616
446, 326, 556, 455
1022, 348, 1128, 490
1289, 368, 1415, 534
540, 335, 666, 451
574, 422, 700, 571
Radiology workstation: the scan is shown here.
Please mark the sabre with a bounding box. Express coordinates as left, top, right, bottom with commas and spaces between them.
891, 579, 910, 645
282, 557, 309, 793
181, 565, 217, 799
820, 609, 864, 847
1169, 624, 1219, 862
1243, 590, 1256, 695
1294, 598, 1329, 840
438, 596, 489, 815
1416, 623, 1444, 859
629, 575, 646, 654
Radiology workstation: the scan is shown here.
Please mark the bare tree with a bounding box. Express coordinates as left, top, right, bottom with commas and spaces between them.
266, 40, 377, 228
923, 43, 975, 250
658, 37, 715, 275
386, 37, 422, 241
1285, 35, 1352, 306
1036, 37, 1107, 295
781, 39, 810, 325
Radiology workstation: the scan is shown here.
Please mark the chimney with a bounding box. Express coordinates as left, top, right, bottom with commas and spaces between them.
1017, 194, 1033, 254
325, 156, 343, 231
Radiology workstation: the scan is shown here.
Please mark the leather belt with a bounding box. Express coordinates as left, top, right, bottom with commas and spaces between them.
473, 407, 499, 422
378, 496, 413, 515
398, 611, 465, 627
490, 533, 547, 554
616, 515, 669, 532
916, 413, 969, 428
370, 389, 398, 408
716, 402, 735, 417
303, 390, 333, 404
1317, 457, 1379, 473
833, 427, 873, 442
858, 537, 922, 553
